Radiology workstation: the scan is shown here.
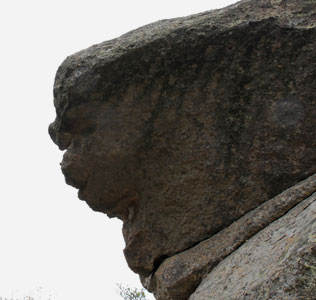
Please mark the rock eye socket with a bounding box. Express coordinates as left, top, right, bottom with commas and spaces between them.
61, 115, 97, 136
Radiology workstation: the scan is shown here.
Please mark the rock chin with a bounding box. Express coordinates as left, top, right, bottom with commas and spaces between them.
49, 0, 316, 299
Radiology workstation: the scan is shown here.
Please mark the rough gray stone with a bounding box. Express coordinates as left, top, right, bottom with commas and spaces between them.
189, 192, 316, 300
49, 0, 316, 298
147, 173, 316, 300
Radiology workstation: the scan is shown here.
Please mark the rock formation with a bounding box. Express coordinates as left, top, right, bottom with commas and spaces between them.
189, 185, 316, 300
49, 0, 316, 299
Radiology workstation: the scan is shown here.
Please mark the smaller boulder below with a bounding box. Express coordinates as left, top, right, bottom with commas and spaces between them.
189, 188, 316, 300
145, 173, 316, 300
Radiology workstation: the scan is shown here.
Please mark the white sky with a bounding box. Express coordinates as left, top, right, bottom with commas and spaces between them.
0, 1, 239, 299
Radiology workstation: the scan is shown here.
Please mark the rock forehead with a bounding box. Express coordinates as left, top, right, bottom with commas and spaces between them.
49, 0, 316, 279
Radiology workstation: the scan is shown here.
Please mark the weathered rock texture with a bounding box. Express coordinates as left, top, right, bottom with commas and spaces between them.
148, 173, 316, 300
49, 0, 316, 299
190, 190, 316, 300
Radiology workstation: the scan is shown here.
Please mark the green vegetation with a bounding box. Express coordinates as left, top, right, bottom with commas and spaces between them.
1, 284, 149, 300
117, 284, 147, 300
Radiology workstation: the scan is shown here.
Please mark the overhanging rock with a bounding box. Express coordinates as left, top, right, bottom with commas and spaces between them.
49, 0, 316, 299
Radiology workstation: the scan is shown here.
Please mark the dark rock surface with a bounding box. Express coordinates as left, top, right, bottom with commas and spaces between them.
49, 0, 316, 298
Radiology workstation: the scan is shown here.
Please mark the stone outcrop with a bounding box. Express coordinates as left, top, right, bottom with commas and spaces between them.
148, 174, 316, 300
190, 188, 316, 300
49, 0, 316, 299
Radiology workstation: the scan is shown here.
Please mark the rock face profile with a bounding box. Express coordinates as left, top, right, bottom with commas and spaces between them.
49, 0, 316, 299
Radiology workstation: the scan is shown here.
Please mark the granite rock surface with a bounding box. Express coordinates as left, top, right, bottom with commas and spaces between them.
49, 0, 316, 298
148, 173, 316, 300
189, 190, 316, 300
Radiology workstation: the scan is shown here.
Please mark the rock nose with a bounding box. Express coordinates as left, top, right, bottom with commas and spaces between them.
48, 121, 72, 150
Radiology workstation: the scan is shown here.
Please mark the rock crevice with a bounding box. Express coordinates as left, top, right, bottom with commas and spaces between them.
145, 173, 316, 300
190, 191, 316, 300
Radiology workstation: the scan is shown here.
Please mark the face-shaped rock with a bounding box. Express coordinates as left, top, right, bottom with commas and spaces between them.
49, 9, 316, 277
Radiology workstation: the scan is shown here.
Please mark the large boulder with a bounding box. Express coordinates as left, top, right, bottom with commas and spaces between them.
49, 0, 316, 298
